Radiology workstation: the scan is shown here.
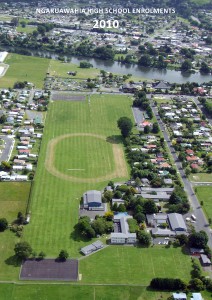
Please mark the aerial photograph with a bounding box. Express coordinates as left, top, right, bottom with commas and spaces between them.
0, 0, 211, 299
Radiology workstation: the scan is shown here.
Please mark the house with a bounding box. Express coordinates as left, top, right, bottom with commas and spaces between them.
83, 190, 105, 211
163, 178, 173, 185
168, 213, 187, 232
186, 149, 194, 156
173, 293, 187, 300
81, 240, 104, 256
191, 293, 203, 300
190, 248, 204, 256
112, 199, 125, 207
186, 156, 199, 162
200, 254, 211, 266
153, 81, 170, 91
111, 214, 137, 244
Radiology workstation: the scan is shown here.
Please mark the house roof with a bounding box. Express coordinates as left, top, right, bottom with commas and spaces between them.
200, 254, 211, 264
83, 190, 102, 204
154, 81, 170, 89
191, 293, 203, 300
168, 213, 187, 231
173, 292, 187, 299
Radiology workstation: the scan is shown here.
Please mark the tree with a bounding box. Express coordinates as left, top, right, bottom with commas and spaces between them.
38, 251, 46, 260
14, 241, 33, 259
17, 212, 25, 225
152, 122, 160, 134
138, 54, 152, 67
190, 278, 205, 291
144, 125, 150, 134
117, 117, 133, 138
58, 250, 69, 261
137, 230, 151, 246
0, 218, 8, 231
188, 231, 208, 249
134, 212, 145, 223
181, 59, 192, 72
143, 200, 158, 214
200, 62, 210, 74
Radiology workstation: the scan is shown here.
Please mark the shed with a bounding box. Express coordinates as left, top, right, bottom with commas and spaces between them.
173, 292, 187, 300
200, 254, 211, 266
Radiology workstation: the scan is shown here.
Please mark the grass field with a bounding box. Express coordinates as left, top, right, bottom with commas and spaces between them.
0, 182, 31, 280
16, 25, 37, 33
48, 59, 100, 79
0, 54, 49, 89
189, 173, 212, 182
54, 135, 115, 178
80, 246, 192, 285
196, 186, 212, 224
0, 182, 31, 222
24, 95, 132, 257
0, 284, 173, 300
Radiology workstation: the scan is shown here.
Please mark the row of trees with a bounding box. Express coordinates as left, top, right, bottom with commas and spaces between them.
14, 241, 69, 261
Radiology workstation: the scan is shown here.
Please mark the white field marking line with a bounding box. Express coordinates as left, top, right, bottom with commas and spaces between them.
67, 169, 85, 171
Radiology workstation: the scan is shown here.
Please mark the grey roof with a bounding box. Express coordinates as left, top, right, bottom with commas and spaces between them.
92, 240, 104, 249
81, 244, 95, 255
83, 190, 102, 204
81, 240, 104, 255
190, 248, 204, 253
164, 179, 173, 184
200, 254, 211, 264
191, 293, 203, 300
140, 187, 174, 193
173, 293, 187, 299
154, 81, 170, 90
168, 213, 187, 231
111, 216, 137, 239
152, 228, 175, 236
138, 192, 170, 200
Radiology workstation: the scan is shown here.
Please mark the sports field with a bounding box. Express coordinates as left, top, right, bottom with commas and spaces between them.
48, 59, 100, 79
80, 246, 192, 285
0, 182, 31, 280
24, 94, 131, 257
196, 186, 212, 224
0, 54, 49, 89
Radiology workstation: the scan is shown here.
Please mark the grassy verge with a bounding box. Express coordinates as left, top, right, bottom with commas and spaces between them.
196, 186, 212, 225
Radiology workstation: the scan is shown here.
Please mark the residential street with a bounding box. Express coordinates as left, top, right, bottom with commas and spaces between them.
0, 135, 14, 162
150, 101, 212, 248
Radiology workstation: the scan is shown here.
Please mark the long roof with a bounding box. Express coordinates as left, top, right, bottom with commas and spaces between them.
168, 213, 187, 231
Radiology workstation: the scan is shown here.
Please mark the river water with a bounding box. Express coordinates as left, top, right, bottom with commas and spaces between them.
5, 47, 212, 84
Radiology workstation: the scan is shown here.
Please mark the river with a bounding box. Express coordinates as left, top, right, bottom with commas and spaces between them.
5, 47, 212, 84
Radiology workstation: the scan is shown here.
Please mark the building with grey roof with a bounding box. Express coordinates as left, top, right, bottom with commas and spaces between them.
81, 240, 104, 256
83, 190, 104, 211
200, 254, 211, 266
111, 215, 137, 244
168, 213, 187, 231
173, 293, 187, 300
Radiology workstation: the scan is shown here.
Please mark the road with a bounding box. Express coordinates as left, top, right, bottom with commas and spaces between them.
0, 135, 14, 162
150, 101, 212, 248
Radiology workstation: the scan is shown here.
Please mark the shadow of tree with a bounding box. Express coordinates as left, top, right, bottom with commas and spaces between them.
70, 225, 91, 243
106, 135, 123, 144
5, 255, 22, 267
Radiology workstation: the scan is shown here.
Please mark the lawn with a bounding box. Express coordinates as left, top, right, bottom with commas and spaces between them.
0, 182, 31, 281
189, 173, 212, 182
16, 25, 37, 33
80, 246, 193, 285
48, 59, 100, 79
0, 284, 172, 300
0, 54, 50, 89
0, 182, 31, 222
196, 186, 212, 224
0, 283, 210, 300
24, 95, 132, 257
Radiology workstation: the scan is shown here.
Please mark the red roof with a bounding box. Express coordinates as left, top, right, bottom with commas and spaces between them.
186, 156, 199, 162
191, 163, 199, 169
186, 149, 194, 155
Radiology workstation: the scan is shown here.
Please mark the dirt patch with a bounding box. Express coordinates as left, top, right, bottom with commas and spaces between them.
45, 133, 128, 183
